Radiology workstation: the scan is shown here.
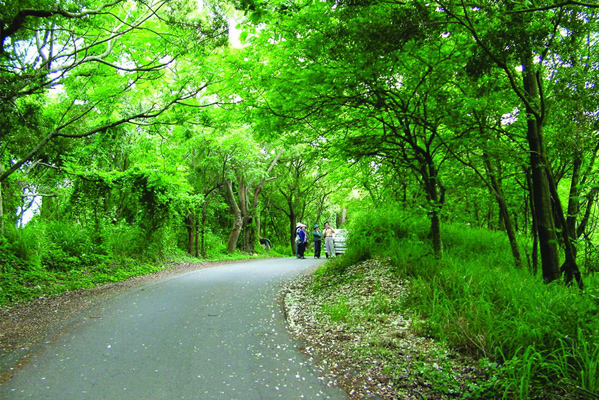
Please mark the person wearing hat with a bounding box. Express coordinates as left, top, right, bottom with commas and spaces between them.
296, 224, 308, 259
312, 224, 323, 259
295, 223, 303, 257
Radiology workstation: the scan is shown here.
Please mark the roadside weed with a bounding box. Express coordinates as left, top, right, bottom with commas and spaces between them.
322, 296, 352, 322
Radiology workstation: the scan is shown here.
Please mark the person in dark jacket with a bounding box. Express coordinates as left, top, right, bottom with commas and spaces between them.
312, 224, 322, 259
297, 224, 308, 259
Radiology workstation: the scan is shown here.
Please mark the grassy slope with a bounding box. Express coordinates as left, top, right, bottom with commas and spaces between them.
298, 210, 599, 399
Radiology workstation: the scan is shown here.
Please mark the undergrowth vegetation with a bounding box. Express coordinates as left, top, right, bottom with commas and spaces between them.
0, 220, 282, 306
314, 208, 599, 399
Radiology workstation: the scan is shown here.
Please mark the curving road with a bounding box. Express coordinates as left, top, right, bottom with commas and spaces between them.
0, 258, 348, 400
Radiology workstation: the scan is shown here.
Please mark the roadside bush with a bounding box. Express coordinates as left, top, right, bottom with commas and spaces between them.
100, 221, 146, 259
200, 231, 228, 259
0, 213, 284, 306
43, 221, 97, 259
5, 220, 102, 271
341, 207, 431, 268
2, 223, 44, 266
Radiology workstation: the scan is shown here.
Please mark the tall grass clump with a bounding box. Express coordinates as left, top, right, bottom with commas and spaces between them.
4, 223, 44, 265
40, 221, 101, 270
100, 221, 147, 260
341, 208, 432, 271
331, 207, 599, 399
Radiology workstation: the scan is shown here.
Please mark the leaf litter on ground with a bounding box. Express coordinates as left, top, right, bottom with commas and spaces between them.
282, 257, 486, 400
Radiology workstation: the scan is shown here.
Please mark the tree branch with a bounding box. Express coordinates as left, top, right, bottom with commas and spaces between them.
0, 84, 207, 182
1, 1, 127, 52
507, 1, 599, 14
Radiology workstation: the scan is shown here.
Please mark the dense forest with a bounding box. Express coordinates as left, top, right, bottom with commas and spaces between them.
0, 0, 598, 398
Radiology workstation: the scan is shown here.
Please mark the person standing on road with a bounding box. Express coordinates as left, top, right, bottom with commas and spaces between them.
297, 224, 308, 259
312, 224, 323, 259
295, 224, 302, 257
323, 222, 335, 258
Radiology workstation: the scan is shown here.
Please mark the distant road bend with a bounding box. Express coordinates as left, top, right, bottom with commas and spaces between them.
0, 258, 348, 399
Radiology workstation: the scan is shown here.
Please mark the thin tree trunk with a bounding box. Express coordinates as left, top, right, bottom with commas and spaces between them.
526, 169, 539, 276
200, 200, 208, 258
244, 215, 255, 253
430, 211, 442, 258
194, 217, 200, 258
256, 210, 263, 246
527, 124, 559, 283
288, 200, 297, 256
545, 165, 582, 288
566, 155, 582, 256
474, 201, 480, 227
225, 179, 243, 253
186, 214, 195, 255
423, 157, 443, 259
483, 153, 523, 268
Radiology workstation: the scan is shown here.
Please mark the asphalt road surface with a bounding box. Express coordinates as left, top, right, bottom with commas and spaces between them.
1, 258, 348, 400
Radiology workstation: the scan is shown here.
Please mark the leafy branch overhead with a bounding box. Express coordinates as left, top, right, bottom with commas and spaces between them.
0, 0, 229, 183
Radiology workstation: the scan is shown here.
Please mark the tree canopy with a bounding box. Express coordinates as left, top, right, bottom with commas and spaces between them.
0, 0, 597, 281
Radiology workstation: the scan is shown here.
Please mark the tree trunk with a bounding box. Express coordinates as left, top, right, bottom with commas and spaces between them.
200, 200, 208, 258
473, 200, 480, 227
256, 210, 262, 241
526, 123, 560, 283
483, 153, 523, 268
224, 179, 243, 253
566, 156, 582, 242
186, 214, 195, 255
551, 141, 596, 288
422, 157, 443, 259
243, 215, 255, 253
194, 217, 200, 258
526, 169, 539, 276
288, 200, 297, 256
430, 211, 442, 258
522, 58, 561, 283
545, 166, 582, 288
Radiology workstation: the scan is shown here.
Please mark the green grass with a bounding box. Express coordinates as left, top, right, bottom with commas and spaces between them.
322, 295, 352, 322
0, 248, 282, 306
312, 207, 599, 399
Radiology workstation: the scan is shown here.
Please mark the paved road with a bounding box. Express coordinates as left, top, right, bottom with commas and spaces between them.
1, 258, 348, 399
